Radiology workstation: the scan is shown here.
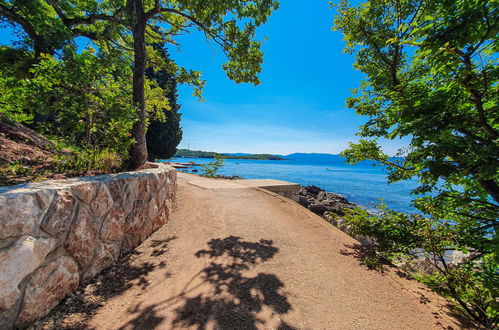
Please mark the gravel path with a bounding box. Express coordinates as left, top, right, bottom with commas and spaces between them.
35, 174, 471, 329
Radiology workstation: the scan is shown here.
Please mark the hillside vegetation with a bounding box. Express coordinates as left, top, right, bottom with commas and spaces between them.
174, 149, 285, 160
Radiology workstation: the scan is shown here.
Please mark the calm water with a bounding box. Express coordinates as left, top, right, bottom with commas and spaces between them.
164, 157, 419, 213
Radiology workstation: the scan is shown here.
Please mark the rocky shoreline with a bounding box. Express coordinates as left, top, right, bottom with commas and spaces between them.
295, 185, 374, 246
297, 185, 357, 216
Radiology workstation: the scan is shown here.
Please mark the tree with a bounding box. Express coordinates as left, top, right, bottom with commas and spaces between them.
42, 0, 279, 169
145, 45, 182, 161
334, 0, 498, 326
0, 0, 279, 169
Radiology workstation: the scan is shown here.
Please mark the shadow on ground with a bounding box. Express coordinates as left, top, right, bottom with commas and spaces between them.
121, 236, 295, 330
34, 236, 177, 329
340, 242, 476, 329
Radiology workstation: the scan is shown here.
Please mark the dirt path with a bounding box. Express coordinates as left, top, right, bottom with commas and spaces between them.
37, 174, 470, 329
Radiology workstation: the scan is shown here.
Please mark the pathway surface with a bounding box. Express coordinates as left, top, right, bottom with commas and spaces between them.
40, 173, 470, 329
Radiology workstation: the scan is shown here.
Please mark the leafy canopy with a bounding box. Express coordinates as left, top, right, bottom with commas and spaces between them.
334, 0, 498, 326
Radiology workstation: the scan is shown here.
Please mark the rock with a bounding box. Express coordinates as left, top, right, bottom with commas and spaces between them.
82, 242, 119, 282
120, 234, 141, 254
147, 197, 160, 220
302, 185, 322, 197
137, 176, 151, 200
140, 218, 154, 242
309, 203, 327, 216
317, 191, 326, 201
122, 179, 139, 216
0, 236, 56, 310
125, 200, 146, 237
153, 207, 169, 231
89, 184, 113, 218
16, 256, 79, 326
41, 190, 75, 239
0, 193, 41, 240
100, 207, 125, 243
64, 206, 100, 268
72, 183, 96, 205
156, 186, 167, 210
298, 196, 311, 208
106, 179, 127, 206
33, 189, 56, 211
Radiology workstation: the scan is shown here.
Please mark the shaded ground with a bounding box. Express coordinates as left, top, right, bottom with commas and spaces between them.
34, 174, 472, 329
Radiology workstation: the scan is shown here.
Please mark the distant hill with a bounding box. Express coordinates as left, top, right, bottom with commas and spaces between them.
283, 153, 344, 162
174, 149, 285, 160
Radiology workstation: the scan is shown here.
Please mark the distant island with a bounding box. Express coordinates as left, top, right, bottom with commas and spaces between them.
174, 149, 286, 160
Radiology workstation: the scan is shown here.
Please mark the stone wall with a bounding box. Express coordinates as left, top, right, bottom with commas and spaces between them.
0, 164, 176, 328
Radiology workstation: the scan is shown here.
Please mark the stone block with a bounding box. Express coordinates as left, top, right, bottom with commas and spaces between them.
72, 182, 96, 205
64, 206, 100, 268
100, 207, 125, 243
89, 184, 113, 218
153, 207, 169, 231
0, 194, 41, 240
125, 200, 146, 236
82, 242, 119, 282
40, 190, 75, 239
16, 256, 79, 326
0, 236, 56, 310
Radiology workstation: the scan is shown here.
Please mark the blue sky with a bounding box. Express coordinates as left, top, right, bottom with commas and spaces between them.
0, 1, 409, 156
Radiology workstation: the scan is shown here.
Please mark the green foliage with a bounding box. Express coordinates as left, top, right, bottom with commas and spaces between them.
334, 0, 498, 326
202, 153, 225, 178
56, 148, 124, 174
344, 205, 498, 328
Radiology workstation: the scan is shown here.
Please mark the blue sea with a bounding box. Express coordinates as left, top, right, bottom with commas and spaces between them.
164, 157, 420, 214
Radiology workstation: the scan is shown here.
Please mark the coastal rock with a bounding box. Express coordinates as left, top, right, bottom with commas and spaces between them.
16, 256, 79, 326
0, 236, 56, 310
300, 186, 355, 216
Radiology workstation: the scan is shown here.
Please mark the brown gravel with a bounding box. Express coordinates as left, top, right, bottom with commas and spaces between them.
33, 174, 473, 329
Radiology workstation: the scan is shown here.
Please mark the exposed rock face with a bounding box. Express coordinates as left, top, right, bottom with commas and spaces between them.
0, 164, 176, 328
298, 185, 356, 217
296, 185, 374, 247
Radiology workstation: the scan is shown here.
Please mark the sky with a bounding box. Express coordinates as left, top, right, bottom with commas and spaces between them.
0, 1, 410, 156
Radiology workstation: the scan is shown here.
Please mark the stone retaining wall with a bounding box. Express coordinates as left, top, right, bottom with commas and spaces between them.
0, 165, 176, 328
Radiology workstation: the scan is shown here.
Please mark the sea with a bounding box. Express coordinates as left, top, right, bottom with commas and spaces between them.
164, 156, 420, 214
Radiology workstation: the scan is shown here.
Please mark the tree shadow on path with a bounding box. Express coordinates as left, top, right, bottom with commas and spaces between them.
122, 235, 295, 330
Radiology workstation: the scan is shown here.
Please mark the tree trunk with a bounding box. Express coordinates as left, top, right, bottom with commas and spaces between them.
127, 0, 148, 170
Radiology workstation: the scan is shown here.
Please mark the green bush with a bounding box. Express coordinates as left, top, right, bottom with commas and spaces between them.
201, 154, 225, 178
